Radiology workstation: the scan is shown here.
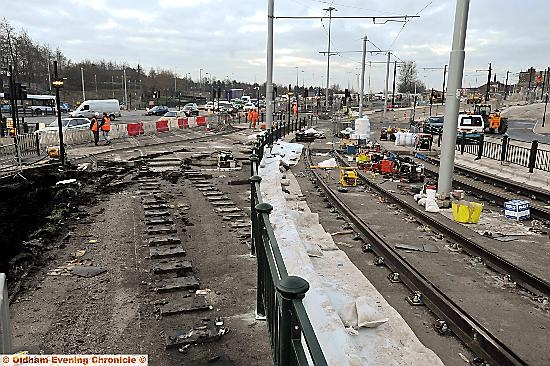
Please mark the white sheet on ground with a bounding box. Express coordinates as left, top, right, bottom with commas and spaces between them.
267, 140, 303, 166
318, 157, 338, 168
259, 153, 444, 366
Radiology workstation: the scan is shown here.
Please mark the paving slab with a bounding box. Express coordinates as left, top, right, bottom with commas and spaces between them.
160, 295, 210, 316
145, 217, 174, 226
147, 225, 177, 235
210, 201, 235, 206
216, 207, 242, 213
143, 210, 171, 217
150, 245, 186, 259
155, 276, 199, 293
207, 196, 230, 201
146, 236, 181, 246
152, 259, 192, 275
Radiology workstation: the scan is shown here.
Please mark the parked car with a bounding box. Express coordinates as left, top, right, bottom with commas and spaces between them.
243, 102, 255, 111
422, 116, 444, 135
204, 102, 215, 111
218, 101, 234, 114
157, 110, 187, 121
183, 103, 199, 116
146, 106, 169, 116
36, 117, 91, 133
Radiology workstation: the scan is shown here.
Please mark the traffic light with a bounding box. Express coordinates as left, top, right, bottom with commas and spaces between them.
152, 91, 157, 99
17, 84, 27, 100
217, 87, 221, 99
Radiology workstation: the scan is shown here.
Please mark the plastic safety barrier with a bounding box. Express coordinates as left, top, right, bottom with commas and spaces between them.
156, 120, 169, 132
127, 122, 144, 136
196, 116, 206, 126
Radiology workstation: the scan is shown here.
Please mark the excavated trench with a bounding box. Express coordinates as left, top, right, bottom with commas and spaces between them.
0, 163, 134, 295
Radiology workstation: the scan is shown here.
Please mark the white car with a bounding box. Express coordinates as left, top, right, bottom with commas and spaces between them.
243, 102, 255, 111
36, 118, 91, 133
205, 102, 215, 111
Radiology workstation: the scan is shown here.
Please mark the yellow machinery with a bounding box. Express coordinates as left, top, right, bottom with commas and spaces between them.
474, 104, 508, 133
466, 93, 483, 104
340, 167, 358, 187
356, 152, 370, 169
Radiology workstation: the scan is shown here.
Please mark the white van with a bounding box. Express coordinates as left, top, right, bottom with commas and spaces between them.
70, 99, 121, 120
457, 114, 484, 136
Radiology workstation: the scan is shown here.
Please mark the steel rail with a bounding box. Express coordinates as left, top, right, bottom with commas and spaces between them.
330, 150, 550, 297
424, 163, 550, 221
305, 148, 527, 366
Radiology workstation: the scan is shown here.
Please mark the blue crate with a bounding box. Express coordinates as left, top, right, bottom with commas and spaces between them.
504, 200, 530, 220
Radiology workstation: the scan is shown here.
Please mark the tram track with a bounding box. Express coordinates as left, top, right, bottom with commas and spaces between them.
419, 156, 550, 222
304, 146, 548, 366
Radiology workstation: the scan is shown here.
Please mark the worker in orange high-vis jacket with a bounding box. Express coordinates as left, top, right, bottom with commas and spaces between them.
89, 112, 100, 146
251, 108, 259, 129
247, 109, 253, 128
99, 112, 111, 145
292, 103, 298, 117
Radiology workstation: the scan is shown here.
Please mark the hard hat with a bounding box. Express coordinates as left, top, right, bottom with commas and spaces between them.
95, 112, 99, 117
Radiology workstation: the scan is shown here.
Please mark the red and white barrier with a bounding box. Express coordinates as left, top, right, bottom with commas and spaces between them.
156, 119, 169, 132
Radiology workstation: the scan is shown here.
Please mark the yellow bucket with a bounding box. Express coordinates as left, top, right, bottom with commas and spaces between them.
452, 201, 484, 224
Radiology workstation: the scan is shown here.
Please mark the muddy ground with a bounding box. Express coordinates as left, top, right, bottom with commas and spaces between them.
6, 151, 271, 365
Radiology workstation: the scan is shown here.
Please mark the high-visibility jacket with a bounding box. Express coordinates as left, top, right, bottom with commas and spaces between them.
247, 110, 253, 121
252, 110, 259, 121
101, 117, 111, 131
293, 104, 298, 116
90, 118, 99, 132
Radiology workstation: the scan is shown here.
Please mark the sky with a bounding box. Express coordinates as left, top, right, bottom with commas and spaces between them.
4, 0, 550, 93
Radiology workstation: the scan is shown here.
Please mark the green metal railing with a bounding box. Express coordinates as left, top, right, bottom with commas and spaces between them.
249, 117, 327, 366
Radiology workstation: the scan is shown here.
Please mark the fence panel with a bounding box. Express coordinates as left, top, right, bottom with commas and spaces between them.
250, 139, 327, 366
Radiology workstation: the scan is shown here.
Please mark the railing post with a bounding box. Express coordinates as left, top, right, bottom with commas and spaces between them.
460, 132, 466, 155
250, 153, 259, 178
255, 203, 273, 320
277, 276, 310, 366
528, 140, 539, 173
249, 175, 262, 256
0, 273, 12, 354
500, 135, 509, 162
475, 133, 484, 160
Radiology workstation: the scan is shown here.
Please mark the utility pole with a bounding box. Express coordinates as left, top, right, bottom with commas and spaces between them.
123, 67, 128, 110
485, 62, 492, 102
94, 74, 98, 98
442, 64, 448, 103
200, 68, 203, 97
391, 60, 397, 108
504, 70, 510, 100
111, 75, 115, 99
47, 58, 52, 93
80, 67, 86, 101
266, 0, 274, 129
359, 36, 367, 118
437, 0, 470, 196
368, 61, 372, 103
382, 51, 391, 122
324, 6, 336, 110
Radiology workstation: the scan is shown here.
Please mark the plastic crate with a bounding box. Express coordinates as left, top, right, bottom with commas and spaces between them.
504, 200, 530, 221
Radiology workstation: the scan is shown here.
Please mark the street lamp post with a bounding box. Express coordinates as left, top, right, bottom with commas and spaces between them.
52, 61, 66, 166
80, 67, 86, 101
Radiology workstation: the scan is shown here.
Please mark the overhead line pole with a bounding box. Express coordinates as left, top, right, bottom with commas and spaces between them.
437, 0, 470, 197
266, 0, 274, 129
382, 51, 391, 122
359, 36, 367, 118
391, 60, 397, 108
324, 6, 336, 110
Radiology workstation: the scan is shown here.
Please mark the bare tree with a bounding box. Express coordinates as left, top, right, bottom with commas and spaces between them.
398, 61, 426, 93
